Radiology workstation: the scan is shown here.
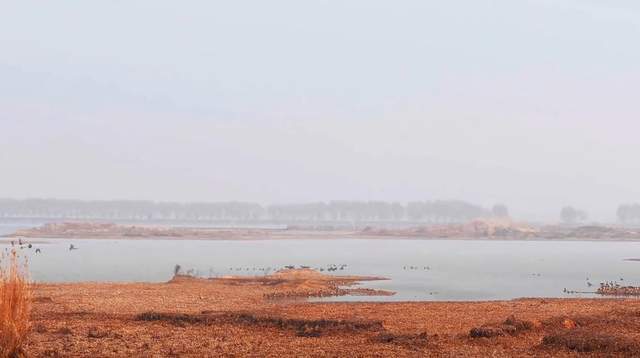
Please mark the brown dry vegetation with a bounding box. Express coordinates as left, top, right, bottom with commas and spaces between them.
0, 250, 31, 358
19, 269, 640, 357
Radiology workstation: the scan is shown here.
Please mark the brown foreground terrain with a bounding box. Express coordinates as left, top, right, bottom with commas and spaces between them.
25, 269, 640, 357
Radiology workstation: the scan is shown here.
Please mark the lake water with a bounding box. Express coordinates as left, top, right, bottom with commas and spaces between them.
2, 238, 639, 301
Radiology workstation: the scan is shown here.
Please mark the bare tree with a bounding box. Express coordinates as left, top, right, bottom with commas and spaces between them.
491, 204, 509, 218
561, 206, 587, 225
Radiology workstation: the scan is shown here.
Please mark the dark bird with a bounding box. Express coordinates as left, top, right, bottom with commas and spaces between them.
35, 248, 41, 254
69, 244, 77, 251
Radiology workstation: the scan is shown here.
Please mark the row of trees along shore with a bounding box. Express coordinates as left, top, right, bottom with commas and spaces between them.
3, 199, 639, 224
0, 199, 509, 223
559, 205, 640, 225
617, 204, 640, 224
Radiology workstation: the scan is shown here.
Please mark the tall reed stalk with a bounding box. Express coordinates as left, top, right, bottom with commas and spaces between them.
0, 249, 31, 358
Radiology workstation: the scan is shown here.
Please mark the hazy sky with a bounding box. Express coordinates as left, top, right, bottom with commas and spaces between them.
1, 1, 639, 221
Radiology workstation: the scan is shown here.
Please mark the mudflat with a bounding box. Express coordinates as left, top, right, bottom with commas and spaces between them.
25, 269, 640, 357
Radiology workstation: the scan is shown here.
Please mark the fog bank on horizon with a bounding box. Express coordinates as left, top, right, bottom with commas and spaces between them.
1, 1, 639, 222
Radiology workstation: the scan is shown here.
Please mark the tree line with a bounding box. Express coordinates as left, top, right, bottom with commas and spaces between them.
559, 206, 588, 224
617, 204, 640, 224
559, 204, 640, 225
0, 198, 498, 223
5, 199, 640, 224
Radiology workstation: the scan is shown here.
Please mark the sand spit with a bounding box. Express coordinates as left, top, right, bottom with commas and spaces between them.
363, 219, 640, 240
6, 222, 280, 240
7, 220, 640, 242
24, 268, 640, 357
172, 268, 394, 300
9, 220, 640, 241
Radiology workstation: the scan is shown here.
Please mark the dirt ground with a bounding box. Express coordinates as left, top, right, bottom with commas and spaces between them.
24, 270, 640, 357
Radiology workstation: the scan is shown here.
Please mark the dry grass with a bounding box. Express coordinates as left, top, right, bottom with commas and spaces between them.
0, 250, 31, 358
135, 311, 384, 337
542, 329, 640, 355
371, 331, 429, 349
469, 315, 535, 338
25, 277, 640, 357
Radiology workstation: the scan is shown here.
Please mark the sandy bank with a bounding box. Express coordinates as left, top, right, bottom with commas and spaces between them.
8, 221, 640, 242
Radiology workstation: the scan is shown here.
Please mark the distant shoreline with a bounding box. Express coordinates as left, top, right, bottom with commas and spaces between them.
4, 220, 640, 242
5, 231, 640, 243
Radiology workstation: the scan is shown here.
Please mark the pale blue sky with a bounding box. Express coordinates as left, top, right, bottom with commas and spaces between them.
1, 1, 639, 221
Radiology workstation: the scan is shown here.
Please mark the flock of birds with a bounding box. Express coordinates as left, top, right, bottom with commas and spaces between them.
563, 276, 627, 294
9, 238, 79, 253
9, 238, 41, 253
6, 238, 632, 298
226, 264, 349, 274
403, 266, 431, 271
585, 276, 624, 288
599, 281, 623, 289
224, 264, 442, 274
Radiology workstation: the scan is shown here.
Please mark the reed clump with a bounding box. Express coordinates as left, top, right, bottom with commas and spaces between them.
0, 249, 31, 358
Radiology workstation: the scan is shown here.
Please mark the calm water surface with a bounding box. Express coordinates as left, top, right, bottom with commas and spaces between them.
3, 238, 640, 301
